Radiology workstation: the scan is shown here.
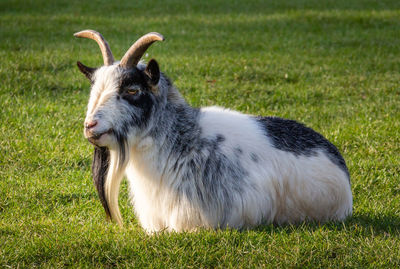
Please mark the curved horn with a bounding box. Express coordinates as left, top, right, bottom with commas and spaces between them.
120, 32, 164, 68
74, 30, 115, 66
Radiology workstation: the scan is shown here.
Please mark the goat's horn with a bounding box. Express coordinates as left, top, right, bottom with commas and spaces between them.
119, 32, 164, 68
74, 30, 115, 66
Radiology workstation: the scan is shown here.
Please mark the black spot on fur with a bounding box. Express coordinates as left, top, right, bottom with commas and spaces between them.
234, 147, 243, 157
255, 116, 349, 178
216, 134, 225, 143
250, 153, 259, 163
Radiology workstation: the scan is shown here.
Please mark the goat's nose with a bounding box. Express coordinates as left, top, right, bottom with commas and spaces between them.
85, 120, 98, 129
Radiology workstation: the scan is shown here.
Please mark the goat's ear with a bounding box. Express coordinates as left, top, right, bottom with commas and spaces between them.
92, 147, 111, 220
144, 59, 160, 87
77, 61, 96, 81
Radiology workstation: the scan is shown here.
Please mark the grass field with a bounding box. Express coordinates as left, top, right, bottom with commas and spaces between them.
1, 0, 400, 267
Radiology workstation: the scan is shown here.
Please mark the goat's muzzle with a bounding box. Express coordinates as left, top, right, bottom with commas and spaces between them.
86, 129, 113, 146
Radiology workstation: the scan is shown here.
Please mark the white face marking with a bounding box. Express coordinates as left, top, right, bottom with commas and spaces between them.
86, 65, 120, 120
84, 65, 122, 148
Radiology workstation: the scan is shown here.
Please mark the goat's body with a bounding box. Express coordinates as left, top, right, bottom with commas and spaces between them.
124, 105, 352, 232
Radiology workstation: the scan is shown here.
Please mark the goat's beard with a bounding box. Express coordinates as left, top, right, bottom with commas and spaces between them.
92, 147, 111, 219
93, 137, 129, 225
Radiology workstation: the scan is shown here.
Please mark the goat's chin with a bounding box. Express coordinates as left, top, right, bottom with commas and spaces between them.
87, 133, 114, 148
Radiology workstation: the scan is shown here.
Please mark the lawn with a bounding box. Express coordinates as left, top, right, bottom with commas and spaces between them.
1, 0, 399, 267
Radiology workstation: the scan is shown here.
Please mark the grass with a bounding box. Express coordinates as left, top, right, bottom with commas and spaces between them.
1, 0, 400, 267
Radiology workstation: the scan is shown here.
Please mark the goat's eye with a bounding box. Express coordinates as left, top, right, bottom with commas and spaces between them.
125, 86, 141, 95
127, 89, 139, 95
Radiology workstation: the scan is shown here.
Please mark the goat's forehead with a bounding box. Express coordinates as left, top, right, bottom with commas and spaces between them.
91, 65, 145, 92
86, 66, 121, 115
92, 65, 122, 89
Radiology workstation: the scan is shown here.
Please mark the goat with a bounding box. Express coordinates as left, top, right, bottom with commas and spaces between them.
74, 30, 352, 232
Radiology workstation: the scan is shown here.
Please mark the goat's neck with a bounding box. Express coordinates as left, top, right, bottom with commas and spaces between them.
128, 102, 201, 184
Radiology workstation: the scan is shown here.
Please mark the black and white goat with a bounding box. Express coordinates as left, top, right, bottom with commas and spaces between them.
74, 30, 352, 232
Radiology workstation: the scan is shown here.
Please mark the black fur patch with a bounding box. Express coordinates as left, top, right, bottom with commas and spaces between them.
122, 90, 155, 125
115, 67, 160, 148
119, 68, 156, 123
118, 67, 148, 92
255, 116, 349, 178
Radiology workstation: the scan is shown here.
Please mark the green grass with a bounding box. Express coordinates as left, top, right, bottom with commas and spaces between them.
1, 0, 400, 267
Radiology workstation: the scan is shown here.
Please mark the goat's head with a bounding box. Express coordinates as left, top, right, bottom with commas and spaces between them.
75, 30, 164, 149
75, 30, 164, 223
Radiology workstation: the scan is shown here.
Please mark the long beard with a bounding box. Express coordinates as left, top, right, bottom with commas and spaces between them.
92, 147, 111, 219
92, 139, 129, 225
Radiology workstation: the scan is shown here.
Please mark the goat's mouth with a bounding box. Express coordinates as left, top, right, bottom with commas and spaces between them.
87, 129, 113, 145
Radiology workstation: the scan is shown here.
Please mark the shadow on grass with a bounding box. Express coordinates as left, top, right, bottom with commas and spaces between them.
347, 214, 400, 234
252, 213, 400, 235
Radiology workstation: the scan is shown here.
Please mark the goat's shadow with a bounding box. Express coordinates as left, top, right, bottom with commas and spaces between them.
251, 213, 400, 236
